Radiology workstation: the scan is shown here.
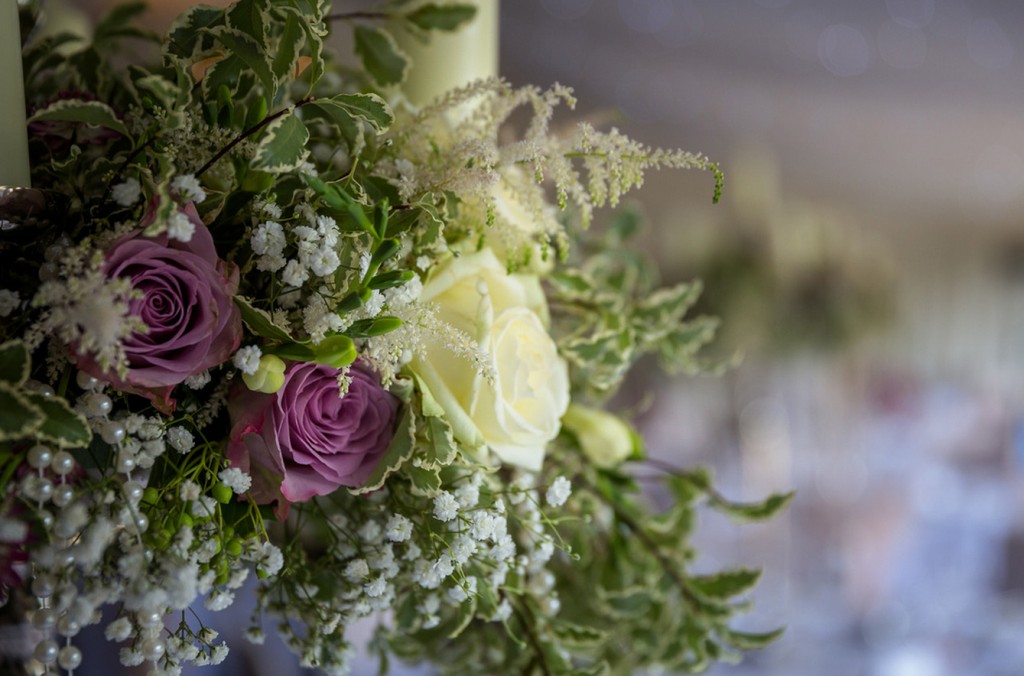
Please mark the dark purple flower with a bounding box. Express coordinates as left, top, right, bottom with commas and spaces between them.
76, 203, 242, 412
227, 362, 399, 515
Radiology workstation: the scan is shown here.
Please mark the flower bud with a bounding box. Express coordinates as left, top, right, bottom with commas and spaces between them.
562, 405, 639, 469
242, 355, 287, 393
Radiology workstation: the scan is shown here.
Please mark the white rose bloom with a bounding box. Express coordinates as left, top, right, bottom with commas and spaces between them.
413, 248, 570, 471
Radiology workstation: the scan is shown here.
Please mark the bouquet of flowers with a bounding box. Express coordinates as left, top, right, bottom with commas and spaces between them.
0, 1, 790, 674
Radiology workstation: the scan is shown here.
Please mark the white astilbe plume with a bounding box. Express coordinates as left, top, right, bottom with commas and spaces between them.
30, 246, 144, 377
380, 78, 721, 245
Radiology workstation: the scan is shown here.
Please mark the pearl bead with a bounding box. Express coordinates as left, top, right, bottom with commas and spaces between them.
39, 510, 54, 529
35, 479, 54, 502
123, 480, 144, 503
56, 615, 80, 637
101, 421, 127, 445
140, 637, 165, 661
82, 392, 112, 418
75, 370, 101, 391
32, 608, 57, 629
33, 639, 59, 664
57, 645, 82, 670
131, 514, 149, 533
51, 451, 75, 476
52, 484, 74, 508
27, 445, 53, 470
137, 610, 162, 627
32, 574, 56, 598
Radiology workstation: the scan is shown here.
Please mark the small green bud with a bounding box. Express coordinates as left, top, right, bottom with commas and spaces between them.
312, 335, 357, 368
142, 487, 160, 506
177, 512, 194, 530
346, 316, 402, 338
242, 354, 287, 393
225, 538, 243, 557
212, 483, 233, 505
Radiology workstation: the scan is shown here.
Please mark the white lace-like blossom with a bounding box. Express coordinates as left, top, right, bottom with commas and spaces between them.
545, 476, 572, 508
184, 370, 211, 389
385, 515, 413, 542
281, 259, 309, 287
166, 427, 195, 453
111, 178, 141, 206
171, 174, 206, 203
218, 467, 252, 494
232, 345, 262, 375
166, 210, 196, 243
432, 491, 459, 522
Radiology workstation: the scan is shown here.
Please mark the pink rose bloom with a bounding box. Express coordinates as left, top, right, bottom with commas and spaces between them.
77, 204, 242, 412
227, 362, 399, 516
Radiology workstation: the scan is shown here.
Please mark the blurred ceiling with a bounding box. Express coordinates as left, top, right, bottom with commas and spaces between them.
500, 0, 1024, 238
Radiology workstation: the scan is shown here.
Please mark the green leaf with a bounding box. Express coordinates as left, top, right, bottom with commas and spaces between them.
167, 6, 223, 58
688, 569, 761, 601
226, 0, 270, 45
234, 296, 294, 342
407, 463, 442, 497
93, 2, 152, 43
354, 25, 408, 86
712, 491, 794, 522
209, 27, 277, 100
0, 383, 42, 441
405, 4, 477, 31
27, 99, 131, 142
278, 5, 325, 86
634, 281, 702, 327
598, 587, 653, 618
424, 415, 457, 467
722, 627, 785, 650
251, 109, 309, 173
0, 341, 30, 386
23, 393, 92, 448
550, 619, 608, 648
414, 375, 446, 418
134, 74, 185, 109
310, 93, 394, 134
271, 11, 305, 85
351, 406, 415, 494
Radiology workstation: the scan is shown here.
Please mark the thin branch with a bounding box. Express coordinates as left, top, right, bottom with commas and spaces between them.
513, 601, 552, 676
195, 96, 314, 178
580, 475, 701, 611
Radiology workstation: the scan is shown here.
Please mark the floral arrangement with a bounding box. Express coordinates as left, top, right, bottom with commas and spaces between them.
0, 2, 790, 674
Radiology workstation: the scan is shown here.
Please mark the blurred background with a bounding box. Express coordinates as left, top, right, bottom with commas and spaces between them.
40, 0, 1024, 674
500, 2, 1024, 675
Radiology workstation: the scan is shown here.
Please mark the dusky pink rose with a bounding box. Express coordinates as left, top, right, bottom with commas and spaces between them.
227, 362, 399, 516
76, 203, 242, 412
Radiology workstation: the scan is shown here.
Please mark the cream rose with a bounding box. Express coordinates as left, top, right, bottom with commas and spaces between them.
413, 249, 569, 471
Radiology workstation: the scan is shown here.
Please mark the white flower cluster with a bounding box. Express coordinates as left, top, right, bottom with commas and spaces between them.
31, 246, 145, 378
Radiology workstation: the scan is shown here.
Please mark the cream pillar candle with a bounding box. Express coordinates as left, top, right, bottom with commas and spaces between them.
394, 0, 499, 107
0, 0, 31, 187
